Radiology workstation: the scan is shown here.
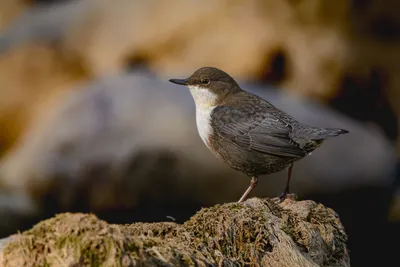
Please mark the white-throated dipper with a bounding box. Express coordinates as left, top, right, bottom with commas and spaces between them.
169, 67, 349, 203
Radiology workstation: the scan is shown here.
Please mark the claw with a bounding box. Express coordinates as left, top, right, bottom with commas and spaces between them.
279, 191, 288, 203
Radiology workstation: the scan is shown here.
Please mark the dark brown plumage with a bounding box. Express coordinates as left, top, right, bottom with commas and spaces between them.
169, 67, 349, 202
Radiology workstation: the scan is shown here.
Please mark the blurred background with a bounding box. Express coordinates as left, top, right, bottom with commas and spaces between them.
0, 0, 399, 266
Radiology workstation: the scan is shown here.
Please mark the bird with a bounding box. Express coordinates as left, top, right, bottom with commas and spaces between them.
169, 67, 349, 203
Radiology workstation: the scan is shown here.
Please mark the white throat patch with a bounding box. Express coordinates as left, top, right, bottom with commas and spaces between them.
188, 85, 218, 108
188, 85, 217, 146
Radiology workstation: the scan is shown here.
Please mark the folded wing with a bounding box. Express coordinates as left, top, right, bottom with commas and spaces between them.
211, 106, 307, 158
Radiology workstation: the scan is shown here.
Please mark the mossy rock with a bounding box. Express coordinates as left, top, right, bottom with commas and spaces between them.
0, 198, 350, 266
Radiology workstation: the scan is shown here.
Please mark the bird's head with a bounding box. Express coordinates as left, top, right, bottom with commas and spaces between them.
169, 67, 240, 108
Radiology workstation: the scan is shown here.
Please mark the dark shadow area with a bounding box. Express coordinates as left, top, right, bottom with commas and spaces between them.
329, 68, 397, 141
259, 47, 288, 85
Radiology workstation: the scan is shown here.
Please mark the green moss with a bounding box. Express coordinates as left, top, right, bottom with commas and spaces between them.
2, 199, 349, 267
281, 223, 293, 236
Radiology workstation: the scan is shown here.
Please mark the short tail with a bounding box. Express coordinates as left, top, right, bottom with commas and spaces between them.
311, 127, 349, 140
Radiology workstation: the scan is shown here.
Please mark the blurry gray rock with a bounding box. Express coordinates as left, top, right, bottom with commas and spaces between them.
0, 0, 82, 53
0, 70, 396, 213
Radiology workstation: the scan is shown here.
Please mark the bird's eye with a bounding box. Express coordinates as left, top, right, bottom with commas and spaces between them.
201, 78, 210, 85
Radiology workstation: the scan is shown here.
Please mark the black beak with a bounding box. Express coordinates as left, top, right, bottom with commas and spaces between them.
169, 78, 189, 86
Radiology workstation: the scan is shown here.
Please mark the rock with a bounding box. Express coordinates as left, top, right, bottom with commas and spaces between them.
0, 1, 396, 266
0, 237, 10, 252
0, 198, 350, 267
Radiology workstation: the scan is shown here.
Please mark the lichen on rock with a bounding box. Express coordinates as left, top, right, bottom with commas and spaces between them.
0, 198, 350, 267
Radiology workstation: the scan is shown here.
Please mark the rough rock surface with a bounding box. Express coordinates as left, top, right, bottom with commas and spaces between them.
0, 198, 349, 267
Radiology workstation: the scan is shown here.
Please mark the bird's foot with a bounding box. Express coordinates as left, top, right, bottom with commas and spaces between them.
272, 192, 297, 204
279, 191, 288, 202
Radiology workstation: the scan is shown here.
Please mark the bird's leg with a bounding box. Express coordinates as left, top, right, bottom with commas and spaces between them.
238, 176, 258, 203
279, 163, 294, 202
